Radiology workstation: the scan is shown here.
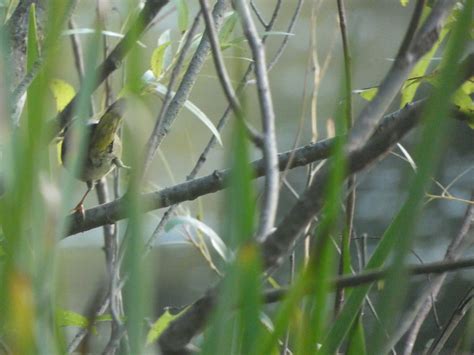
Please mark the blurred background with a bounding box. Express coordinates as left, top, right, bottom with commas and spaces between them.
55, 0, 473, 351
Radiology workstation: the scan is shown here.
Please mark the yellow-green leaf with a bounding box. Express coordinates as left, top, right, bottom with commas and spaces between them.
452, 87, 474, 128
461, 78, 474, 95
355, 87, 378, 101
150, 42, 171, 79
400, 0, 409, 6
400, 26, 448, 107
56, 309, 89, 329
146, 307, 188, 345
49, 79, 76, 112
5, 0, 19, 23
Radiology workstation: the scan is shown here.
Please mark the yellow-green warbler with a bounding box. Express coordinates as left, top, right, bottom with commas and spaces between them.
61, 98, 128, 215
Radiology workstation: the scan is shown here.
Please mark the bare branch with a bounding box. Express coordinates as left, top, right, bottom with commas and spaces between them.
199, 0, 263, 147
234, 0, 279, 239
263, 257, 474, 304
54, 0, 170, 135
153, 53, 473, 350
141, 0, 229, 176
64, 98, 433, 237
391, 191, 474, 354
145, 0, 287, 250
427, 287, 474, 354
267, 0, 304, 71
347, 0, 457, 152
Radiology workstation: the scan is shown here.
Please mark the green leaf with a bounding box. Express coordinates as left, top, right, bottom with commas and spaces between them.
461, 78, 474, 95
354, 87, 378, 101
347, 317, 367, 355
146, 308, 187, 345
49, 79, 76, 112
400, 0, 409, 6
26, 3, 40, 72
400, 25, 448, 107
56, 309, 89, 329
173, 0, 188, 33
5, 0, 19, 22
221, 36, 247, 51
219, 11, 238, 46
452, 88, 473, 114
452, 88, 474, 128
201, 113, 259, 355
150, 41, 171, 79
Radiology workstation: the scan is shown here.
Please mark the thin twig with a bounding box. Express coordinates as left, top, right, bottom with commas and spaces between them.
334, 0, 354, 316
145, 0, 285, 250
263, 258, 474, 304
394, 191, 474, 354
268, 0, 304, 71
234, 0, 279, 239
64, 96, 449, 237
155, 95, 433, 352
55, 0, 170, 135
250, 0, 268, 28
142, 10, 203, 251
199, 0, 263, 147
68, 18, 86, 83
141, 0, 229, 176
346, 0, 456, 151
427, 287, 474, 354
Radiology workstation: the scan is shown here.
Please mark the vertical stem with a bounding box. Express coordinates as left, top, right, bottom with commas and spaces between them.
334, 0, 355, 315
234, 0, 279, 239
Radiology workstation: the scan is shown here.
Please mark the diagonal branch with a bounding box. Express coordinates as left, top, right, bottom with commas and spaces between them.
395, 191, 474, 354
141, 0, 229, 176
52, 0, 170, 135
347, 0, 457, 152
65, 97, 427, 237
156, 55, 473, 350
199, 0, 263, 147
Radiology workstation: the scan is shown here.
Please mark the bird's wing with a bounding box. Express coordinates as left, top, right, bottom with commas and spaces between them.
89, 98, 126, 158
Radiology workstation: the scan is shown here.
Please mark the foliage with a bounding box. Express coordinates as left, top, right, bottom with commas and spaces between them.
0, 0, 473, 354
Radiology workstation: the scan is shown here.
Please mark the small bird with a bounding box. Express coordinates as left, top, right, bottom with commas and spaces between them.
61, 98, 128, 215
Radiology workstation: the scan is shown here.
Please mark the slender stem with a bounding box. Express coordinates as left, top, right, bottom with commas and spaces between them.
141, 0, 229, 177
395, 191, 474, 354
145, 0, 285, 250
334, 0, 355, 315
235, 0, 279, 239
199, 0, 263, 147
263, 257, 474, 304
55, 0, 170, 134
427, 287, 474, 354
65, 97, 437, 237
268, 0, 304, 71
346, 0, 456, 151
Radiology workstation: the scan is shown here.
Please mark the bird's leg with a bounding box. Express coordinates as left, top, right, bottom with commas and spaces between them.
72, 181, 94, 218
113, 157, 130, 170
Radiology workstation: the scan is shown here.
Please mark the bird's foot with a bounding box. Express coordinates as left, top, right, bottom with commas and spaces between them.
113, 157, 130, 170
70, 202, 86, 220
